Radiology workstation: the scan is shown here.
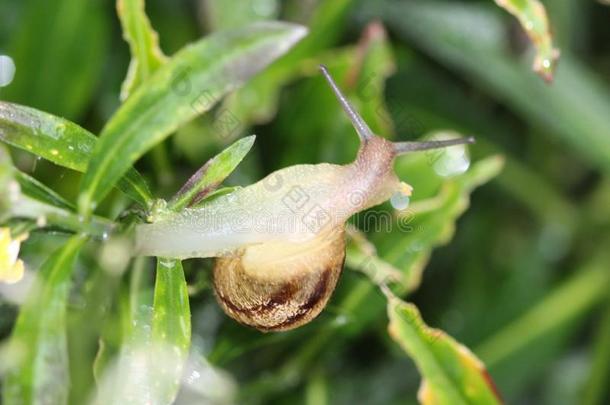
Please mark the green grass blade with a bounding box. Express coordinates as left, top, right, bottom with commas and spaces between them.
151, 258, 191, 403
2, 0, 108, 120
582, 291, 610, 405
2, 235, 87, 405
0, 102, 153, 208
476, 252, 610, 368
0, 145, 111, 237
94, 258, 191, 404
9, 194, 112, 238
14, 171, 75, 211
117, 0, 167, 101
168, 135, 255, 211
387, 297, 502, 405
78, 21, 307, 216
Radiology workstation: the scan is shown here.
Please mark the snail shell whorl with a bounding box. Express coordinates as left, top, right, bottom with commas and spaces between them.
213, 229, 345, 332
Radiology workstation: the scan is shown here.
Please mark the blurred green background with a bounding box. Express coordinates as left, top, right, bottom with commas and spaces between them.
1, 0, 610, 404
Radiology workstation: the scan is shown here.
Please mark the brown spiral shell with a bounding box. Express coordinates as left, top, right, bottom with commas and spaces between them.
213, 229, 345, 332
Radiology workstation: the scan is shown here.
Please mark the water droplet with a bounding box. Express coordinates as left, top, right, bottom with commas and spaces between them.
252, 0, 277, 17
410, 241, 424, 252
333, 314, 348, 327
432, 139, 471, 178
36, 216, 47, 227
98, 236, 131, 275
187, 370, 201, 384
391, 191, 410, 210
542, 58, 551, 69
8, 181, 21, 202
0, 55, 16, 87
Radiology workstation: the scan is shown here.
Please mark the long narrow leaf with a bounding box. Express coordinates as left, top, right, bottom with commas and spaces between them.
2, 236, 87, 405
168, 135, 255, 211
78, 22, 307, 215
14, 171, 75, 211
0, 145, 111, 237
117, 0, 167, 101
0, 144, 74, 212
0, 102, 153, 207
93, 258, 191, 404
151, 258, 191, 403
387, 297, 502, 405
476, 252, 610, 368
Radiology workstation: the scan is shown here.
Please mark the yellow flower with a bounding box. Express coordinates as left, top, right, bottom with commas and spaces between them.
0, 227, 27, 284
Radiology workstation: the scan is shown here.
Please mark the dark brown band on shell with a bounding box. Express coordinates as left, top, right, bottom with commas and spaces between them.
213, 231, 346, 332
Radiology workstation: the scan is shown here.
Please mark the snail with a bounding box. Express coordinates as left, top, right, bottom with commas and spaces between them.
136, 66, 474, 332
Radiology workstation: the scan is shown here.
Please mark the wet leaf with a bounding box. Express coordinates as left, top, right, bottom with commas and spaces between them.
378, 155, 505, 292
78, 21, 307, 215
151, 258, 191, 403
169, 135, 255, 211
0, 102, 153, 208
93, 257, 190, 405
2, 236, 86, 405
117, 0, 168, 101
0, 145, 111, 237
14, 171, 75, 211
387, 297, 502, 405
493, 0, 560, 82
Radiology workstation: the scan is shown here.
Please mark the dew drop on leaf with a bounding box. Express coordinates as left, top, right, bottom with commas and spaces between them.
391, 191, 410, 210
0, 55, 15, 87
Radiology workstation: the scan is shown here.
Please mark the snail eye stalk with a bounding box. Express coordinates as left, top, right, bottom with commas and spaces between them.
393, 137, 475, 155
319, 65, 475, 152
319, 64, 373, 142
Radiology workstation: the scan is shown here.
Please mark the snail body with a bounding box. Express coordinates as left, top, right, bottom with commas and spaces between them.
136, 66, 473, 331
136, 139, 398, 259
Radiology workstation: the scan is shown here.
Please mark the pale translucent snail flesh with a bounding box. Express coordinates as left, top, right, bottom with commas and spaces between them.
136, 66, 474, 331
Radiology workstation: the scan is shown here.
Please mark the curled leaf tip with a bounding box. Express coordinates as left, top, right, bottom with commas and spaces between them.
388, 299, 503, 404
495, 0, 560, 83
